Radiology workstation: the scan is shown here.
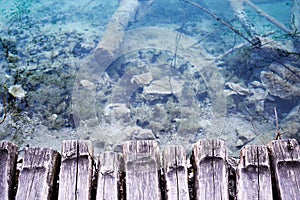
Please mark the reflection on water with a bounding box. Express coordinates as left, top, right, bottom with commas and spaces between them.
0, 0, 299, 156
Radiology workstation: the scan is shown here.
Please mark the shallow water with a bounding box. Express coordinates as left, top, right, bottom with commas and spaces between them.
0, 0, 299, 156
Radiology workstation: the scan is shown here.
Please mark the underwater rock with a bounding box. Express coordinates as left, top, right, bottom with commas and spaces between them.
225, 82, 252, 96
134, 128, 155, 140
247, 88, 268, 101
8, 85, 26, 98
260, 70, 300, 99
143, 77, 183, 96
280, 104, 300, 139
104, 103, 131, 121
79, 79, 96, 90
260, 63, 300, 99
236, 127, 256, 146
250, 80, 262, 87
122, 125, 141, 136
130, 72, 153, 85
247, 88, 268, 113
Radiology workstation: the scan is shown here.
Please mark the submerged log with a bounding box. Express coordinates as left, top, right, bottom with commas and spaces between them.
94, 0, 157, 68
94, 0, 140, 68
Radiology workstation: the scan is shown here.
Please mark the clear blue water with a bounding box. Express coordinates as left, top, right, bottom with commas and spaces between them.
0, 0, 299, 155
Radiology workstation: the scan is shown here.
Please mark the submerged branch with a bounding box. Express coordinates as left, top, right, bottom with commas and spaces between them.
0, 93, 7, 124
182, 0, 259, 47
244, 0, 293, 35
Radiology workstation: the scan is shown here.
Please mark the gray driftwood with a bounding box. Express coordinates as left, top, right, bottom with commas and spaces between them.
292, 0, 299, 32
58, 140, 94, 200
236, 145, 272, 200
193, 139, 228, 200
230, 0, 258, 38
15, 147, 60, 200
268, 139, 300, 200
244, 0, 292, 34
123, 140, 161, 200
162, 145, 189, 200
94, 0, 139, 67
96, 151, 122, 200
94, 0, 157, 68
0, 141, 18, 200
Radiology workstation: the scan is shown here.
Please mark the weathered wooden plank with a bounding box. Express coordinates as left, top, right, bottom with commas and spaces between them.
15, 147, 60, 200
268, 139, 300, 200
123, 140, 161, 200
96, 151, 122, 200
0, 141, 18, 200
163, 145, 189, 200
193, 139, 228, 200
58, 140, 94, 200
236, 145, 272, 200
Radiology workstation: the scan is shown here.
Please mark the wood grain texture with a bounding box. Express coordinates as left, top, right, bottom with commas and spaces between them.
96, 151, 122, 200
123, 140, 161, 200
163, 145, 189, 200
268, 139, 300, 200
58, 140, 94, 200
236, 145, 272, 200
0, 141, 18, 200
15, 147, 60, 200
193, 139, 228, 200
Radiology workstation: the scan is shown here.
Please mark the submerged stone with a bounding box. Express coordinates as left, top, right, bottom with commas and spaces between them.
130, 72, 153, 85
8, 85, 26, 98
143, 77, 183, 96
260, 71, 300, 99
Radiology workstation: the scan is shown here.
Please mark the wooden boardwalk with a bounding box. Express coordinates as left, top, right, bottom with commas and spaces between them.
0, 139, 299, 200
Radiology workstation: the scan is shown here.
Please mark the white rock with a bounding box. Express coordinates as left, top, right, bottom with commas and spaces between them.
247, 88, 268, 101
122, 125, 141, 136
104, 103, 130, 119
199, 119, 211, 129
138, 129, 155, 139
144, 77, 183, 95
224, 89, 237, 97
250, 81, 262, 87
79, 79, 96, 89
130, 72, 153, 85
236, 127, 256, 143
235, 139, 244, 147
49, 114, 58, 121
8, 85, 26, 98
225, 82, 251, 96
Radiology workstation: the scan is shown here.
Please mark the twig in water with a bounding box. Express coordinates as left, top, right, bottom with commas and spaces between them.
81, 0, 95, 11
244, 0, 292, 35
182, 0, 260, 46
0, 93, 7, 124
274, 107, 281, 140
